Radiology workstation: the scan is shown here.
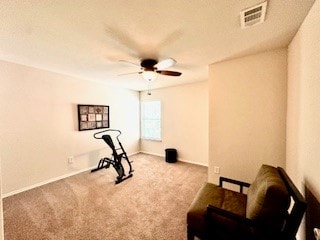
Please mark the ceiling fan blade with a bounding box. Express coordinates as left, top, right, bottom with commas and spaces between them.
119, 60, 140, 67
155, 58, 176, 70
157, 70, 182, 76
118, 71, 142, 76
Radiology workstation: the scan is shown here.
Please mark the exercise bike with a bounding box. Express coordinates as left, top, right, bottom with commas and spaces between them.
91, 129, 134, 184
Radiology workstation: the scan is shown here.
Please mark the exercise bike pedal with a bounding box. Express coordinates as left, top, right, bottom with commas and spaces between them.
115, 174, 133, 184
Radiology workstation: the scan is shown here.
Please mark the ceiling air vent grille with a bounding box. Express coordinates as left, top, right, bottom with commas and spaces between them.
240, 1, 267, 29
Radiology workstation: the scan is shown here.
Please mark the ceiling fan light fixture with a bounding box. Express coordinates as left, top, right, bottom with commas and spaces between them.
142, 70, 157, 81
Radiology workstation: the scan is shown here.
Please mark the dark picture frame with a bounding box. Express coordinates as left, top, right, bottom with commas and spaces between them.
78, 104, 109, 131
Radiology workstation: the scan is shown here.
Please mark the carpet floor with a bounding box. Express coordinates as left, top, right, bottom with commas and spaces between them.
3, 153, 207, 240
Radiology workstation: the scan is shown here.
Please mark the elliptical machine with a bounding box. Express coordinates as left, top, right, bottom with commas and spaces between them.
91, 129, 134, 184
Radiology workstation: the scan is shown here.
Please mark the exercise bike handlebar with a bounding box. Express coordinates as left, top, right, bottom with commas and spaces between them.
93, 129, 122, 141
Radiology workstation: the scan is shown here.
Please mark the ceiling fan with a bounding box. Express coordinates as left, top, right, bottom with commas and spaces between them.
120, 58, 182, 81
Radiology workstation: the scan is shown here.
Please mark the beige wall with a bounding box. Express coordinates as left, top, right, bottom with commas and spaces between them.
0, 60, 140, 195
287, 1, 320, 239
287, 0, 320, 196
140, 81, 208, 166
0, 155, 3, 240
208, 49, 287, 184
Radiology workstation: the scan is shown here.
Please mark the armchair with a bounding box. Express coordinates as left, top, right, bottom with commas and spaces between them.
187, 165, 307, 240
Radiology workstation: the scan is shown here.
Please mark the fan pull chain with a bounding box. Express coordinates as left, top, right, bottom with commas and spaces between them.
147, 80, 152, 95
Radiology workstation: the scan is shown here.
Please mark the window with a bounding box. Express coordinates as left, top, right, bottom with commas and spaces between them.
141, 101, 161, 140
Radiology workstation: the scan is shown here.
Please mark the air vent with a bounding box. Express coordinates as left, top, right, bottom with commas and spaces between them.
240, 1, 267, 29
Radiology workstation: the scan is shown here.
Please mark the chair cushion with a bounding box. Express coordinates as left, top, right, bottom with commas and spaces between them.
246, 165, 291, 231
187, 182, 247, 234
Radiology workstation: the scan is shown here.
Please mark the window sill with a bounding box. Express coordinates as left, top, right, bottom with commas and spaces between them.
141, 138, 162, 142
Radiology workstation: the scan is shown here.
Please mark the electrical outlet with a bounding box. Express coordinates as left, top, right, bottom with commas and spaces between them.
214, 166, 220, 174
68, 156, 74, 164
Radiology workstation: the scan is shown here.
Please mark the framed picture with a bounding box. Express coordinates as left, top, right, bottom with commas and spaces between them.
78, 104, 109, 131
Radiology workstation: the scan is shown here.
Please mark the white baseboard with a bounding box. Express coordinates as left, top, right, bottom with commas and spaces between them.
2, 166, 95, 198
178, 158, 208, 167
128, 152, 140, 156
139, 151, 208, 167
139, 151, 165, 158
2, 152, 139, 199
2, 152, 204, 198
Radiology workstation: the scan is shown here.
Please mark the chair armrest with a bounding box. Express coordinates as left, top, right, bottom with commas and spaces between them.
219, 177, 250, 193
206, 204, 254, 226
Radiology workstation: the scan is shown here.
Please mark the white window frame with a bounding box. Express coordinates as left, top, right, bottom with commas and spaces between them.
140, 100, 162, 141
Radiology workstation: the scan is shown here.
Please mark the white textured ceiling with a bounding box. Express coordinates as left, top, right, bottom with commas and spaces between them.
0, 0, 315, 91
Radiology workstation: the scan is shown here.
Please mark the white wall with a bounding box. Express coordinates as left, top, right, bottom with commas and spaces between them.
287, 1, 320, 239
208, 49, 287, 184
0, 60, 140, 195
140, 81, 208, 166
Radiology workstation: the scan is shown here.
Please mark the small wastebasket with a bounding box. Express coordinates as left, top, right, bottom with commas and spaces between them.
165, 148, 177, 163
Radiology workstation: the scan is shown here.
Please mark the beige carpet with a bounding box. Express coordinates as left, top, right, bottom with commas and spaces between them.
3, 153, 207, 240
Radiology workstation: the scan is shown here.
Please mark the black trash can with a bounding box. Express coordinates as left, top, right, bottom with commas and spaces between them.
165, 148, 177, 163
